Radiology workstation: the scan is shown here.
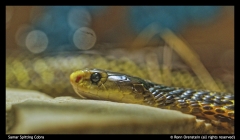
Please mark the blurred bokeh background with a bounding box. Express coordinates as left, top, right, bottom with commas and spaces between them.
6, 6, 234, 97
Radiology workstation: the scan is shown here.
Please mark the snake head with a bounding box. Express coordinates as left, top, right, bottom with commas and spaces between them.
70, 68, 108, 99
70, 68, 154, 104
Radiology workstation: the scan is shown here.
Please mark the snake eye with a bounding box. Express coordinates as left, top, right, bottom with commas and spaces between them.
90, 72, 101, 83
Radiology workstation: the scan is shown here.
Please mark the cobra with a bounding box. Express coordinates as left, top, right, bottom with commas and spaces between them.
70, 68, 234, 133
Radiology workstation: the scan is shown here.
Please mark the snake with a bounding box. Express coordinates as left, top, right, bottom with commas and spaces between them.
70, 68, 234, 134
6, 49, 234, 133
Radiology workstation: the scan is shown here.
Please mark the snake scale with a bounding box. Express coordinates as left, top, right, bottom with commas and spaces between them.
6, 50, 234, 134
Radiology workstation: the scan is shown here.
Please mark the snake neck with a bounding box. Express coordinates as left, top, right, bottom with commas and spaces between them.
142, 84, 234, 133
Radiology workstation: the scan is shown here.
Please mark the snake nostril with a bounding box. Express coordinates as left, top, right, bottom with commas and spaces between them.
75, 75, 82, 83
70, 70, 85, 83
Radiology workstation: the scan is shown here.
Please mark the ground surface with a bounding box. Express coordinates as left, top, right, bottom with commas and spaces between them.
6, 88, 214, 134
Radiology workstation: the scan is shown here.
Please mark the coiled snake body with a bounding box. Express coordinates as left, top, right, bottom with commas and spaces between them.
70, 68, 234, 133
